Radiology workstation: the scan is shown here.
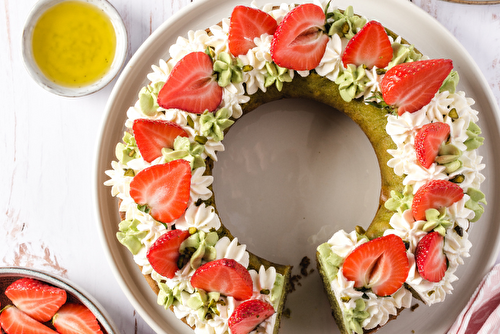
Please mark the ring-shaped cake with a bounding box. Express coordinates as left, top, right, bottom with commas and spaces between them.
104, 2, 487, 333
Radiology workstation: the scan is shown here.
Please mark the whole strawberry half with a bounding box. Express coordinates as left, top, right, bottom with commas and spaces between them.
342, 20, 393, 69
129, 159, 191, 223
415, 122, 450, 169
270, 3, 329, 71
5, 277, 67, 323
228, 299, 275, 334
147, 229, 191, 278
342, 234, 409, 297
0, 305, 57, 334
380, 59, 453, 115
190, 258, 253, 301
228, 6, 277, 57
53, 303, 102, 334
415, 232, 447, 282
133, 119, 189, 163
412, 179, 463, 221
157, 51, 222, 114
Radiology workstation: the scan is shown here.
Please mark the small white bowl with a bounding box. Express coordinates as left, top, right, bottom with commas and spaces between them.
0, 267, 119, 333
21, 0, 128, 97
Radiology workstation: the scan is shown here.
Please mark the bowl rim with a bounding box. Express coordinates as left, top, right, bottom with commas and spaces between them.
21, 0, 128, 98
0, 266, 120, 333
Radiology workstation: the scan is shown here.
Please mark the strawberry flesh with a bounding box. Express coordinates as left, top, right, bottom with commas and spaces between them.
270, 3, 329, 71
342, 234, 409, 297
228, 6, 277, 57
415, 232, 447, 282
415, 122, 450, 168
157, 52, 222, 114
190, 258, 253, 301
342, 20, 393, 69
412, 179, 464, 221
147, 229, 191, 278
380, 59, 453, 115
0, 305, 58, 334
5, 278, 67, 323
133, 119, 189, 163
53, 303, 102, 334
228, 299, 275, 334
129, 159, 192, 224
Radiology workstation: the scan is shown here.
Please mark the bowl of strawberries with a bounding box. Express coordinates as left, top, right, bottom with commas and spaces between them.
0, 267, 118, 333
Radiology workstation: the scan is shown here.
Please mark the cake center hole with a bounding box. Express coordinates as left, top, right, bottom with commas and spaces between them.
213, 98, 381, 265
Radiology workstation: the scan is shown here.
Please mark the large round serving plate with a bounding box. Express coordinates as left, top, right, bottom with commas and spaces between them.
93, 0, 500, 333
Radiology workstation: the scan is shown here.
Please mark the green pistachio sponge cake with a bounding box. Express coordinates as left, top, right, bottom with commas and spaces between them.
105, 2, 486, 334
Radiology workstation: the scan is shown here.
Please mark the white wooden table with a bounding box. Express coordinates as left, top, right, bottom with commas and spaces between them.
1, 0, 499, 332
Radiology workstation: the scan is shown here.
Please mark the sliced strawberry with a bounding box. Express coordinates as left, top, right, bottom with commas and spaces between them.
412, 179, 464, 221
190, 258, 253, 301
147, 229, 191, 278
0, 305, 58, 334
342, 20, 393, 69
157, 52, 222, 114
5, 278, 67, 323
129, 159, 191, 223
228, 299, 275, 334
415, 122, 451, 169
342, 234, 409, 297
133, 119, 189, 163
52, 303, 102, 334
380, 59, 453, 115
270, 3, 329, 71
228, 6, 278, 57
415, 232, 447, 282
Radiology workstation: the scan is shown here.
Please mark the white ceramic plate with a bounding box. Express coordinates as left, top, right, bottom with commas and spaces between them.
93, 0, 500, 333
442, 0, 500, 4
0, 267, 119, 333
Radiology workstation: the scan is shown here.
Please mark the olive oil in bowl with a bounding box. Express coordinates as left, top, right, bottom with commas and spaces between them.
22, 0, 127, 96
32, 1, 116, 87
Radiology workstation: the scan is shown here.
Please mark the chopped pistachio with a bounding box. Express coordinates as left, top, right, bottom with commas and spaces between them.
450, 174, 465, 184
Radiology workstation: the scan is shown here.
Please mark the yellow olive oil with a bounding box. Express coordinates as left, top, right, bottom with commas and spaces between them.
32, 1, 117, 87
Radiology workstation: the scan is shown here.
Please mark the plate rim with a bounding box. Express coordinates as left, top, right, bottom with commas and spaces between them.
93, 0, 500, 333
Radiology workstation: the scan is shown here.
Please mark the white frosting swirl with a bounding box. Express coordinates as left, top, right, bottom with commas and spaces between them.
104, 161, 132, 197
362, 288, 412, 329
315, 34, 343, 82
147, 58, 174, 83
449, 150, 485, 191
238, 34, 273, 95
175, 202, 221, 232
169, 29, 212, 63
190, 167, 214, 202
207, 18, 230, 55
384, 211, 426, 253
386, 109, 429, 147
326, 230, 366, 258
215, 237, 250, 268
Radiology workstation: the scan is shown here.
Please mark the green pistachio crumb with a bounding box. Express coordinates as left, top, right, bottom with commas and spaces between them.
448, 108, 459, 120
355, 225, 366, 235
187, 116, 195, 128
341, 296, 351, 303
195, 135, 208, 145
124, 168, 135, 177
450, 174, 465, 184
